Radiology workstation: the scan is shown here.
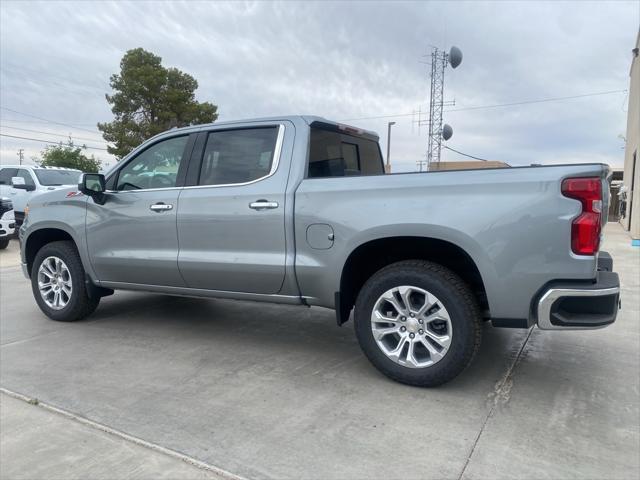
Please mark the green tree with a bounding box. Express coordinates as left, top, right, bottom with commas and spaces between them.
36, 140, 102, 173
98, 48, 218, 159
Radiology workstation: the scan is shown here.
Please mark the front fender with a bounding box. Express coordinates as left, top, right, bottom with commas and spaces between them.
21, 194, 94, 281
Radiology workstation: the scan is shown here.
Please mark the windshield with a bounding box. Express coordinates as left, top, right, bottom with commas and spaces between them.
33, 169, 81, 186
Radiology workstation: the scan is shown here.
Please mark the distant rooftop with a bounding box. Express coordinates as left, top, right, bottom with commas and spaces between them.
428, 161, 510, 171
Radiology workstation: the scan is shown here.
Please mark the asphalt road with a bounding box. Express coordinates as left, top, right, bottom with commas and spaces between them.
1, 224, 639, 480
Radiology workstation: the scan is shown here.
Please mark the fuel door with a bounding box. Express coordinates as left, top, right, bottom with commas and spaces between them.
306, 223, 334, 250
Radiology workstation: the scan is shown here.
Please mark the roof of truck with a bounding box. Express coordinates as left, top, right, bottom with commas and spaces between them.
161, 115, 379, 140
0, 165, 81, 171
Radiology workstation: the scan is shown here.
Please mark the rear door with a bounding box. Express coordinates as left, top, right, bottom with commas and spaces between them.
177, 123, 288, 294
86, 133, 195, 286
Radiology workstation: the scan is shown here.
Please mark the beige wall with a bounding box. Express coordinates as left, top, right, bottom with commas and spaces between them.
622, 30, 640, 239
428, 161, 510, 171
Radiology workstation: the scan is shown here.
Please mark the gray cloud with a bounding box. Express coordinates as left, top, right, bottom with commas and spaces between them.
1, 0, 637, 170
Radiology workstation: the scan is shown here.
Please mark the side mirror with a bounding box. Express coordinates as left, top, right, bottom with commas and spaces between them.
78, 173, 106, 203
11, 177, 29, 190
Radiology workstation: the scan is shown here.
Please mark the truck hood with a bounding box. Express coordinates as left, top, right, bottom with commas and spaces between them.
27, 186, 84, 208
41, 184, 77, 191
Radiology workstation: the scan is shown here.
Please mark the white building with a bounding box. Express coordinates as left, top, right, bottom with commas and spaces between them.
621, 29, 639, 245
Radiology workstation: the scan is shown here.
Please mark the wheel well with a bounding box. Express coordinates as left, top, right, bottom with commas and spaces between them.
338, 237, 489, 324
25, 229, 75, 277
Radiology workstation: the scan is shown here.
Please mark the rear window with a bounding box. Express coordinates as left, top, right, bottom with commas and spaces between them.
308, 127, 383, 178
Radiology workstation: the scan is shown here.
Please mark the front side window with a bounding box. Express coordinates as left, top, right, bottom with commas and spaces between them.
16, 169, 36, 188
33, 169, 79, 186
116, 136, 188, 191
198, 127, 279, 186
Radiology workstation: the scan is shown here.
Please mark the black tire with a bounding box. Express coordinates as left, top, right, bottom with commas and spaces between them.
354, 260, 482, 387
0, 237, 9, 250
31, 241, 100, 322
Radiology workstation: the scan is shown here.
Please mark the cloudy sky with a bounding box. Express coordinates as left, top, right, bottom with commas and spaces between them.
1, 1, 638, 171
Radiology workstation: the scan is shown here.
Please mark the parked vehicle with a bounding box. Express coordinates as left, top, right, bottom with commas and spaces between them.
0, 197, 15, 249
18, 116, 621, 386
0, 165, 81, 227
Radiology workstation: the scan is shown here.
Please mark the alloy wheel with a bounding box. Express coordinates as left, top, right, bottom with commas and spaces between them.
371, 285, 453, 368
37, 256, 73, 310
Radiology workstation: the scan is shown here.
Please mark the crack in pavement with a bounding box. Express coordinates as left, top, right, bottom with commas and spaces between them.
457, 326, 535, 480
0, 329, 67, 347
0, 387, 246, 480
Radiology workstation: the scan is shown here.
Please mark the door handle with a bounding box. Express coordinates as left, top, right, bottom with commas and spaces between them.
249, 200, 279, 210
150, 202, 173, 212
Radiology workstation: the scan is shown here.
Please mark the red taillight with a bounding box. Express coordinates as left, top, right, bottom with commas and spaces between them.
561, 177, 602, 255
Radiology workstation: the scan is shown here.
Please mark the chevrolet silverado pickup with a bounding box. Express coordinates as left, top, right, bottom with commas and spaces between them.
19, 116, 621, 386
0, 165, 81, 227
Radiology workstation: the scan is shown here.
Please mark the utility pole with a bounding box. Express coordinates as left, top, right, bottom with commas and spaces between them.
385, 122, 396, 173
425, 46, 462, 170
17, 149, 24, 165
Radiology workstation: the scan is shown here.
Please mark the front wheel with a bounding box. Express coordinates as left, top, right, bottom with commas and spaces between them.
0, 237, 9, 250
31, 241, 100, 322
354, 260, 482, 387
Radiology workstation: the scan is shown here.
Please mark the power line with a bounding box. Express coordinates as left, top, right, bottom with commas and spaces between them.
1, 61, 111, 92
0, 107, 101, 134
340, 89, 627, 122
443, 145, 493, 162
447, 90, 628, 112
0, 133, 109, 151
0, 124, 107, 143
0, 117, 99, 127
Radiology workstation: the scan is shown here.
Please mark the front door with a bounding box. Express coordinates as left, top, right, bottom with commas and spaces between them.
86, 134, 193, 287
11, 168, 37, 213
177, 125, 288, 294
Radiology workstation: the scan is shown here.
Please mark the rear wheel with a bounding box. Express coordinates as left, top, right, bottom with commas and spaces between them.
354, 260, 482, 387
31, 241, 100, 322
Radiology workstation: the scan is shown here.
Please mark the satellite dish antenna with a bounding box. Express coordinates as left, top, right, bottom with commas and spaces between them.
442, 124, 453, 141
449, 46, 463, 69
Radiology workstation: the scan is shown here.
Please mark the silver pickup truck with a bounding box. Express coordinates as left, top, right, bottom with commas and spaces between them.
19, 116, 621, 386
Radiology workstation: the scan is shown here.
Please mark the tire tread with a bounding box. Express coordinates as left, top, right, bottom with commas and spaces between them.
354, 259, 482, 387
31, 240, 99, 322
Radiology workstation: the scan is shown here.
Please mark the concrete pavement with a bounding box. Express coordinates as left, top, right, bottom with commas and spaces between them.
0, 238, 21, 269
0, 224, 638, 479
0, 393, 226, 480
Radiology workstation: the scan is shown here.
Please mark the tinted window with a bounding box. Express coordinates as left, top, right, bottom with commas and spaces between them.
116, 136, 188, 191
33, 169, 79, 186
308, 128, 383, 178
17, 169, 36, 188
198, 127, 279, 186
0, 168, 18, 185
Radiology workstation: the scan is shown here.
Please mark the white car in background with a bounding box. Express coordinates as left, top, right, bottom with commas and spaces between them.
0, 197, 15, 250
0, 165, 82, 227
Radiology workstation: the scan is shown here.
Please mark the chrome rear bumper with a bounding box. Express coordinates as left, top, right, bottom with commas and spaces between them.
537, 252, 620, 330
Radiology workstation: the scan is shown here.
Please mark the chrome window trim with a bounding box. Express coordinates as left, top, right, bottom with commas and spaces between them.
106, 124, 285, 194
